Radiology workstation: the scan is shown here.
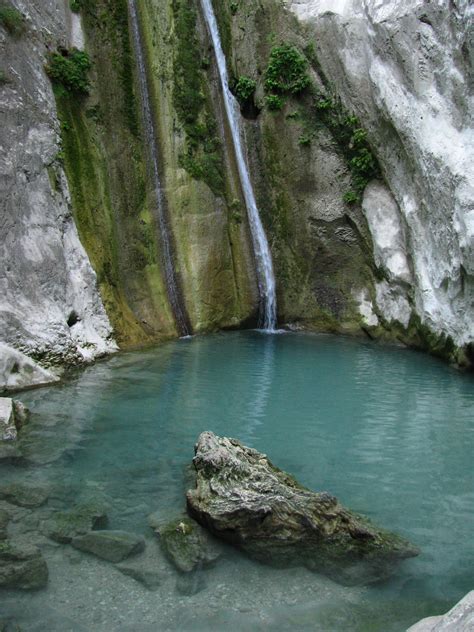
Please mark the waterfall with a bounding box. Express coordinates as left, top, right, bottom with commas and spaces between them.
200, 0, 277, 331
128, 0, 191, 337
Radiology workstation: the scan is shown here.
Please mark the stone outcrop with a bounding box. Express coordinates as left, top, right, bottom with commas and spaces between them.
187, 431, 418, 585
0, 541, 48, 590
406, 590, 474, 631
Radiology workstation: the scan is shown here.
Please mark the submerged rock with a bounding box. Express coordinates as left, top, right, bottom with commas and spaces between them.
0, 484, 48, 509
43, 502, 108, 543
155, 516, 222, 573
72, 530, 145, 563
186, 432, 419, 585
0, 541, 48, 590
116, 551, 165, 591
406, 590, 474, 631
0, 510, 9, 541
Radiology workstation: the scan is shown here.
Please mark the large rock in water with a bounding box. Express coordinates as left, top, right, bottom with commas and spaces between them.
186, 432, 419, 585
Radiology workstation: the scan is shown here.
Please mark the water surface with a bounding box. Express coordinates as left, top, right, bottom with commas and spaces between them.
1, 332, 473, 631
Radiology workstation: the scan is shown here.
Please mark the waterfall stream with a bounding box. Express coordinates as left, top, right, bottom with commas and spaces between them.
200, 0, 277, 331
128, 0, 191, 337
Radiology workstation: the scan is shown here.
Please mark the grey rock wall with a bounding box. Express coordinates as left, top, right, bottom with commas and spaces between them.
287, 0, 474, 347
0, 0, 116, 391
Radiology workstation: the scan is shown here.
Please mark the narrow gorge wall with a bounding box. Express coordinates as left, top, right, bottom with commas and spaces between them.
1, 0, 472, 391
0, 0, 117, 391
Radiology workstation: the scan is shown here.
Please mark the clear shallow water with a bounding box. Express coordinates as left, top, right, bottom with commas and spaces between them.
1, 332, 473, 631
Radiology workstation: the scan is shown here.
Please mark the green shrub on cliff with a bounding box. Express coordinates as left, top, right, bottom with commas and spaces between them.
234, 76, 256, 105
46, 48, 92, 96
264, 44, 310, 110
0, 3, 25, 35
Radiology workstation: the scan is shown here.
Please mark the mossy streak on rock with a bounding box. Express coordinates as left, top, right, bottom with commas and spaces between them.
171, 0, 225, 196
139, 0, 259, 331
53, 0, 178, 346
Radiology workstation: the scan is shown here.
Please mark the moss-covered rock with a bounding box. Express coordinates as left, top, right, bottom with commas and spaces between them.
187, 431, 419, 585
0, 484, 48, 509
156, 516, 222, 573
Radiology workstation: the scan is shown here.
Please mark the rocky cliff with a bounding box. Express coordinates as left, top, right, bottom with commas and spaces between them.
285, 0, 473, 353
0, 0, 472, 390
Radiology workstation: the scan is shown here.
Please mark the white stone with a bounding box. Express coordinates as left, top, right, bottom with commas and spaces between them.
406, 590, 474, 631
0, 343, 59, 391
353, 289, 379, 327
376, 281, 411, 328
0, 397, 16, 441
362, 181, 412, 285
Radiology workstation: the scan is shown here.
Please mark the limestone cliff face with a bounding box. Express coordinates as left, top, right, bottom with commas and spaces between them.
0, 0, 116, 390
286, 0, 474, 351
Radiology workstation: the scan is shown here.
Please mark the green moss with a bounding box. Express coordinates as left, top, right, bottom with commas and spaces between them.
264, 44, 310, 110
0, 2, 24, 35
46, 48, 92, 95
172, 0, 226, 196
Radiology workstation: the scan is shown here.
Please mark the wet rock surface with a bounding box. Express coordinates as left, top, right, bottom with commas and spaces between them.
42, 503, 108, 544
0, 484, 48, 509
0, 510, 9, 540
0, 541, 48, 590
155, 516, 223, 573
71, 531, 145, 563
187, 432, 419, 585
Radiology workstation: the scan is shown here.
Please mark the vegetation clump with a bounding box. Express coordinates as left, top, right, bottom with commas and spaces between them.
46, 48, 92, 96
312, 94, 380, 202
234, 76, 256, 105
0, 3, 25, 36
70, 0, 82, 12
264, 44, 310, 110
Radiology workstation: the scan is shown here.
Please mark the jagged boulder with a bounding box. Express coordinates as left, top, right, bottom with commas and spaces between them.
186, 431, 419, 585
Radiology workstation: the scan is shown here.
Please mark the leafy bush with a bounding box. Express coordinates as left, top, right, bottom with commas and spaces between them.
230, 1, 238, 15
265, 94, 284, 111
70, 0, 82, 12
265, 45, 310, 96
0, 69, 8, 84
0, 3, 24, 35
234, 76, 256, 105
46, 48, 92, 95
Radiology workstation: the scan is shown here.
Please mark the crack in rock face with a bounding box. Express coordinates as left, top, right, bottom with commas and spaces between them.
186, 431, 419, 586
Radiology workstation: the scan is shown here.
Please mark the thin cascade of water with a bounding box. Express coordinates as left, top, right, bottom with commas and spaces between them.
200, 0, 277, 331
128, 0, 191, 337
